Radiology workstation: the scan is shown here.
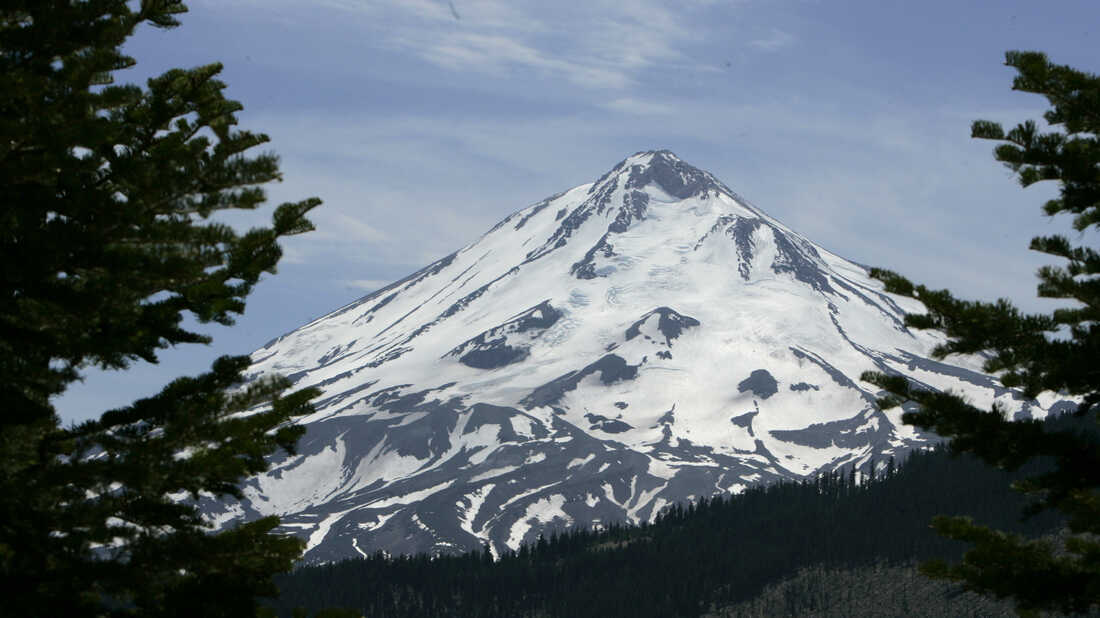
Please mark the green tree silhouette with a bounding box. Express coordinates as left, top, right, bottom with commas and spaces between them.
1, 1, 321, 615
862, 50, 1100, 617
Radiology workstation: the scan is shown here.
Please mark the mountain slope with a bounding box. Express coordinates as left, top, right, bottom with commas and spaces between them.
207, 150, 1063, 562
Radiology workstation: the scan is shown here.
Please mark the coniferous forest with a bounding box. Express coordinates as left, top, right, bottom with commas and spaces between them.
266, 413, 1094, 618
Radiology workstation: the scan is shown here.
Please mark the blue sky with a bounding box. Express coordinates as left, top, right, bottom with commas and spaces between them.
55, 0, 1099, 423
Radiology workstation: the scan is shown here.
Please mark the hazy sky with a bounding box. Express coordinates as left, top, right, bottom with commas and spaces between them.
55, 0, 1099, 423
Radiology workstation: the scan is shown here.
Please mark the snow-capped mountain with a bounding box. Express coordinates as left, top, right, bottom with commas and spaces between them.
208, 150, 1063, 563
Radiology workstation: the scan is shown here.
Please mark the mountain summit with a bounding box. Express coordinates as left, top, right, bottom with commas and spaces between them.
591, 149, 730, 199
208, 151, 1063, 562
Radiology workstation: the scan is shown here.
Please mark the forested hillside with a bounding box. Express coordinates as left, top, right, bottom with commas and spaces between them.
707, 562, 1017, 617
267, 412, 1094, 617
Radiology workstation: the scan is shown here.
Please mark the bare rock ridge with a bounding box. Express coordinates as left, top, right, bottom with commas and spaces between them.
206, 150, 1068, 563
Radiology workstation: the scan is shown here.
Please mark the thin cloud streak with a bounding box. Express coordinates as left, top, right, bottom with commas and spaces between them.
241, 0, 724, 91
749, 28, 795, 52
344, 278, 393, 291
601, 98, 675, 115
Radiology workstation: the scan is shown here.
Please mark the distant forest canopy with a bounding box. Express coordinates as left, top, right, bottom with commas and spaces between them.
268, 412, 1095, 618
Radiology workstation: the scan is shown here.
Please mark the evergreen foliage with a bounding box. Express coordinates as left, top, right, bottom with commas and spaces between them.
860, 51, 1100, 616
1, 1, 321, 615
708, 562, 1020, 618
270, 438, 1074, 618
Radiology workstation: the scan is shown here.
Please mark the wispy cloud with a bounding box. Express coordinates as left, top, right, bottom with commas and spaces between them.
601, 97, 674, 115
343, 278, 393, 291
748, 28, 795, 52
312, 211, 390, 245
247, 0, 705, 91
407, 30, 636, 89
207, 0, 800, 97
397, 1, 693, 89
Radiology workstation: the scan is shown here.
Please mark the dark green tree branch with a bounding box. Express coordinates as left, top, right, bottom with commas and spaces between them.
861, 50, 1100, 615
1, 2, 323, 615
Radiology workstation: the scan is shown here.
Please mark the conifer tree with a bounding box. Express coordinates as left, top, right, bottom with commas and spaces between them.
862, 50, 1100, 617
1, 1, 321, 615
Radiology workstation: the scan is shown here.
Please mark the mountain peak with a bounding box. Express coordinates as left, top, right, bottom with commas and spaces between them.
593, 149, 730, 200
212, 150, 1066, 564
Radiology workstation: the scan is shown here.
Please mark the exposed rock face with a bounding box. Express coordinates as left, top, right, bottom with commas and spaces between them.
207, 150, 1067, 563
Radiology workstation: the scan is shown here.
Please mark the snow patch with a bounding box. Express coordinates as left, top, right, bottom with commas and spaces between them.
505, 494, 571, 549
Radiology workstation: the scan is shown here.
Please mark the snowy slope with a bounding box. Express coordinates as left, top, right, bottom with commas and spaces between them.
206, 150, 1062, 562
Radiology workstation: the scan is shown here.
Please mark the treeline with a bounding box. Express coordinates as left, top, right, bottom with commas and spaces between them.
269, 416, 1088, 618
